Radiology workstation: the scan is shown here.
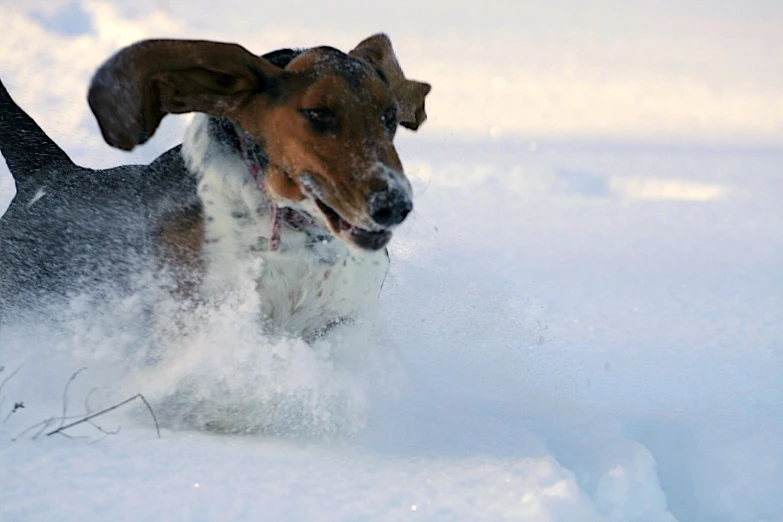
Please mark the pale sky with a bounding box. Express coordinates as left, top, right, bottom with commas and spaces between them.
1, 0, 782, 149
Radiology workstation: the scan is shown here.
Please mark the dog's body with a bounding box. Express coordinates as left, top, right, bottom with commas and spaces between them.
0, 36, 429, 338
0, 77, 199, 317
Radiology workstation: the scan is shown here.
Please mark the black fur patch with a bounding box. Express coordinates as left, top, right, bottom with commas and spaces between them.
207, 117, 241, 152
261, 48, 303, 68
373, 66, 389, 85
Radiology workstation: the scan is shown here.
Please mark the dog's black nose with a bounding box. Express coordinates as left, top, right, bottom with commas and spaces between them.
367, 188, 413, 227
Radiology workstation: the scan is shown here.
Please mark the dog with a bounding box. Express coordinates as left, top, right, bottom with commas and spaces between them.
0, 34, 430, 342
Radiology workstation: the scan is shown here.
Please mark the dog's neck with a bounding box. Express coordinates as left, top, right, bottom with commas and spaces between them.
231, 121, 319, 251
181, 114, 342, 260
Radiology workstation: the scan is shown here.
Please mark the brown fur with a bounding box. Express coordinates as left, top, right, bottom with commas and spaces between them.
153, 206, 205, 299
258, 48, 405, 229
88, 35, 430, 238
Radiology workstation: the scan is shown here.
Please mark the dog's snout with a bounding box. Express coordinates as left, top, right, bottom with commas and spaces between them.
367, 187, 412, 227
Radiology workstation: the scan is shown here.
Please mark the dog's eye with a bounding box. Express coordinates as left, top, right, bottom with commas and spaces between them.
300, 108, 337, 132
381, 106, 397, 135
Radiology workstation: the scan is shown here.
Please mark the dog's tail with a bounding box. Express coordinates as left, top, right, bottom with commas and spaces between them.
0, 76, 74, 184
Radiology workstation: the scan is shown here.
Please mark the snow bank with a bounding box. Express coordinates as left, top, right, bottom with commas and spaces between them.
2, 1, 782, 521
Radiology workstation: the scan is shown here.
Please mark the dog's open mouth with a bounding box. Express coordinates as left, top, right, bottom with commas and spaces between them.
314, 199, 391, 251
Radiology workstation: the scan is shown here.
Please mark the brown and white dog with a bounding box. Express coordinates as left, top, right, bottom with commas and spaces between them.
0, 34, 430, 341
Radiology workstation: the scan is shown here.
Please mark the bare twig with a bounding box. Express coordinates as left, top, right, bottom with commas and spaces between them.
3, 401, 24, 423
57, 367, 87, 430
90, 430, 120, 444
46, 394, 161, 438
11, 414, 83, 441
32, 418, 58, 440
50, 430, 91, 441
84, 387, 100, 410
89, 423, 122, 437
138, 394, 161, 438
83, 387, 120, 436
9, 369, 161, 441
0, 364, 24, 418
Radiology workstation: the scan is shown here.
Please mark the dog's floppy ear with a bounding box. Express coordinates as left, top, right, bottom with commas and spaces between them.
349, 34, 431, 130
88, 39, 287, 151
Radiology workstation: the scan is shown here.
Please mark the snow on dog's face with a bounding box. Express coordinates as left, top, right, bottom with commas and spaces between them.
88, 35, 430, 251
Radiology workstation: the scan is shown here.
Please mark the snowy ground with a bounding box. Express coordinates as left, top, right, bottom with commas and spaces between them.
1, 1, 782, 521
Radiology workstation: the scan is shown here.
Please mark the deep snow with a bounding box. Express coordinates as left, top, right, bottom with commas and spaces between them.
1, 2, 782, 521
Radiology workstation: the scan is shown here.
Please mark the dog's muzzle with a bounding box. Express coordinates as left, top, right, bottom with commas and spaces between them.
366, 186, 413, 227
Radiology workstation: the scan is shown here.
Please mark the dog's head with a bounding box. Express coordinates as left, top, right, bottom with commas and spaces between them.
88, 35, 430, 251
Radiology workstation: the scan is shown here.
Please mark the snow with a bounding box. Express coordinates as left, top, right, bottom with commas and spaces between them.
1, 2, 782, 521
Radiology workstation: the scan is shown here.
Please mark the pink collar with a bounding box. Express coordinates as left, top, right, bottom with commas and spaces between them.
234, 125, 319, 251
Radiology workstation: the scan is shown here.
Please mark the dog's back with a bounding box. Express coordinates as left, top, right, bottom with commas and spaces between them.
0, 78, 199, 317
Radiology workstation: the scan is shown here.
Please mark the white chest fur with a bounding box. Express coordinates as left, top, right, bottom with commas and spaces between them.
182, 115, 389, 340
